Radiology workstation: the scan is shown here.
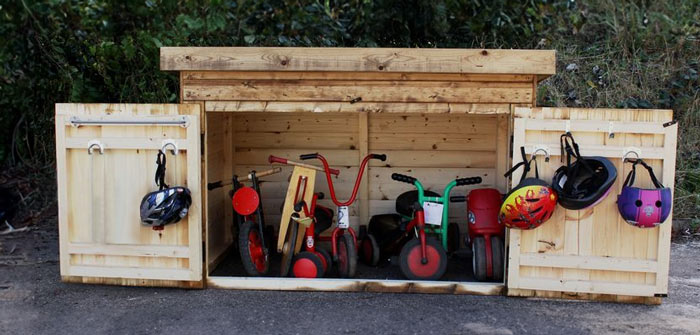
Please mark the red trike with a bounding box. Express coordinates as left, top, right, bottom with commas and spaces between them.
271, 152, 385, 278
300, 152, 386, 277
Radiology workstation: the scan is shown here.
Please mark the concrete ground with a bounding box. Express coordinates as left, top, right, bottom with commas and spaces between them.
2, 217, 700, 335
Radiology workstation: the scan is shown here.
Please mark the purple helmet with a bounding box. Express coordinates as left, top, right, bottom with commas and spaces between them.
617, 159, 672, 228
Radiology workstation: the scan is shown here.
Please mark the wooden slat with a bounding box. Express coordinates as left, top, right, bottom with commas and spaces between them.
370, 150, 495, 168
207, 276, 505, 295
64, 137, 189, 151
233, 113, 359, 133
207, 101, 512, 114
515, 278, 657, 297
234, 149, 359, 166
369, 114, 497, 134
184, 80, 532, 103
68, 265, 198, 281
519, 254, 658, 273
521, 118, 668, 134
161, 47, 556, 75
369, 133, 495, 151
68, 244, 190, 258
234, 132, 358, 150
184, 71, 536, 82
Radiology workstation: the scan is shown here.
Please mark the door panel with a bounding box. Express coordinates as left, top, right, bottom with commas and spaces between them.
55, 104, 203, 287
507, 107, 677, 300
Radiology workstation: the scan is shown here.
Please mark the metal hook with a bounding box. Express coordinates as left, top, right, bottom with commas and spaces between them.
531, 145, 550, 162
87, 140, 104, 155
623, 147, 641, 162
161, 139, 179, 155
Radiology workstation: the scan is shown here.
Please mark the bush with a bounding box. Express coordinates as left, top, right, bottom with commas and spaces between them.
1, 0, 698, 221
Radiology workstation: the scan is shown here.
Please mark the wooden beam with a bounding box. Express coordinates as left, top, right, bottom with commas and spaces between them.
183, 71, 536, 82
183, 80, 533, 103
518, 253, 658, 273
207, 276, 505, 295
206, 101, 512, 114
161, 47, 556, 75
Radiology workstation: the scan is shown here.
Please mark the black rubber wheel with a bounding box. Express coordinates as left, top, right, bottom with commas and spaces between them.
292, 251, 325, 278
279, 219, 298, 277
447, 222, 461, 253
336, 233, 357, 278
472, 236, 488, 281
358, 225, 368, 240
316, 247, 333, 275
360, 233, 380, 266
491, 236, 505, 282
239, 222, 269, 276
399, 237, 447, 280
264, 225, 276, 256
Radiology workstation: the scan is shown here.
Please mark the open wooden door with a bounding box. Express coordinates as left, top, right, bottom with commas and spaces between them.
506, 107, 677, 303
55, 104, 203, 288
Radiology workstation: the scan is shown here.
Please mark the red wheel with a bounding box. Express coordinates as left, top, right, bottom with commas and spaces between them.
361, 233, 380, 266
399, 237, 447, 280
239, 222, 268, 276
292, 251, 325, 278
315, 247, 332, 274
336, 233, 357, 278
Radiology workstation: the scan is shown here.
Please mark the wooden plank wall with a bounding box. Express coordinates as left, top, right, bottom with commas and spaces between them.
187, 71, 522, 274
507, 107, 676, 304
55, 104, 203, 288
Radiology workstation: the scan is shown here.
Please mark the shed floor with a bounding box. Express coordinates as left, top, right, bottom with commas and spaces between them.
210, 245, 490, 283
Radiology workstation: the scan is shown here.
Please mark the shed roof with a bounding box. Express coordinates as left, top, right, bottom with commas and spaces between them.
160, 47, 556, 78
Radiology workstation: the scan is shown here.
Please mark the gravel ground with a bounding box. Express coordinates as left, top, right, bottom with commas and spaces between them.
2, 217, 699, 335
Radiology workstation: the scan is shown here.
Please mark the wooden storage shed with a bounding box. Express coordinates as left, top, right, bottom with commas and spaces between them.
55, 47, 677, 304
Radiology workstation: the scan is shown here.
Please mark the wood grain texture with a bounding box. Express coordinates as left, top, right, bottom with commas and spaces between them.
206, 101, 511, 114
55, 103, 203, 288
183, 80, 532, 103
507, 107, 675, 303
161, 47, 556, 75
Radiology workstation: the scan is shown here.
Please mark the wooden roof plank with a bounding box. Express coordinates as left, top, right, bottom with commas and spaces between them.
160, 47, 556, 75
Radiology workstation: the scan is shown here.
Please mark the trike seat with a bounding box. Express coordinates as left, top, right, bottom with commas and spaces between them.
396, 190, 440, 217
314, 205, 334, 235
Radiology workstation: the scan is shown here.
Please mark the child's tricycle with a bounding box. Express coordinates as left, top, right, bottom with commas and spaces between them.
363, 173, 482, 280
207, 167, 282, 276
271, 152, 385, 278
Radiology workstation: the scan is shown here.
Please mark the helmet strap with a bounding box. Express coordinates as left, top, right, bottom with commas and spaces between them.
155, 150, 169, 190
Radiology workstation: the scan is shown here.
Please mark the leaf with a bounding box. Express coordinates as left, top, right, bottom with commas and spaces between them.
244, 35, 256, 44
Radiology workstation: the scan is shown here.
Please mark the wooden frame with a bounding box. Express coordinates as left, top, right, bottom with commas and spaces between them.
55, 104, 203, 288
507, 107, 677, 304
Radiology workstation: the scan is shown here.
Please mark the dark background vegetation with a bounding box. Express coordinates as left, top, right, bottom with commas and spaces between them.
0, 0, 698, 230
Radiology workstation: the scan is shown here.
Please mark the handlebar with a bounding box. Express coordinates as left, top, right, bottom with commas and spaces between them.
207, 167, 282, 190
455, 176, 482, 186
450, 196, 466, 203
391, 173, 417, 185
268, 155, 340, 175
303, 153, 386, 207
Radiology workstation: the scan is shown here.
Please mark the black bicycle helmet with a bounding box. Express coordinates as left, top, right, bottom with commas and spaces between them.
140, 151, 192, 229
552, 132, 617, 210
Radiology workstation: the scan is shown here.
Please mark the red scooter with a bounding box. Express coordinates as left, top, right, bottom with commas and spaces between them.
295, 153, 386, 278
452, 188, 505, 281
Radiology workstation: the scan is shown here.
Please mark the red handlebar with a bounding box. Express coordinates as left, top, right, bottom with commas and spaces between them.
311, 153, 385, 207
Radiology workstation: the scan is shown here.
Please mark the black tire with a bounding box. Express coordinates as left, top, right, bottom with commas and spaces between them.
472, 236, 487, 281
491, 236, 505, 282
239, 222, 269, 276
399, 237, 447, 280
292, 251, 325, 278
447, 222, 461, 253
316, 247, 333, 275
360, 233, 380, 266
264, 225, 276, 256
279, 219, 298, 277
336, 233, 357, 278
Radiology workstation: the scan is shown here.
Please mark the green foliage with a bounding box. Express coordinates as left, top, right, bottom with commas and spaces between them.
0, 0, 699, 221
